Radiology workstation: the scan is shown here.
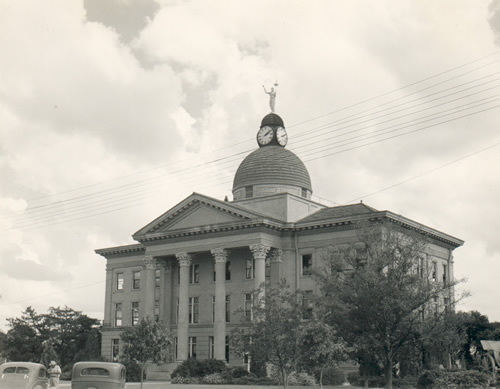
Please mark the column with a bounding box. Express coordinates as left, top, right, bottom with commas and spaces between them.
103, 266, 113, 327
142, 255, 156, 321
176, 252, 191, 361
250, 244, 270, 292
211, 248, 228, 361
269, 248, 283, 284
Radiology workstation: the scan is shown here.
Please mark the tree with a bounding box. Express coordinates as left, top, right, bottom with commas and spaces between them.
120, 318, 171, 389
232, 280, 346, 389
4, 306, 101, 366
41, 306, 101, 367
455, 311, 500, 368
40, 340, 58, 368
315, 221, 467, 389
297, 320, 348, 388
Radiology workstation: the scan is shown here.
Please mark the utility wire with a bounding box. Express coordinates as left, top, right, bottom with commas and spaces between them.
343, 141, 500, 204
16, 52, 500, 206
4, 55, 500, 232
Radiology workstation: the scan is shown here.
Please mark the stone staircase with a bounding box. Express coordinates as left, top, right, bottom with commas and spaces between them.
146, 362, 179, 382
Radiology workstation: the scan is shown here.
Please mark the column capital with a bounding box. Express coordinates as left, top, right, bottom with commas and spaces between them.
176, 252, 192, 267
143, 255, 157, 270
250, 244, 270, 259
270, 248, 283, 263
211, 248, 229, 263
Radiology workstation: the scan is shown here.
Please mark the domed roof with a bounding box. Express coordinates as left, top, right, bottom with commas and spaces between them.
261, 113, 284, 127
233, 146, 312, 193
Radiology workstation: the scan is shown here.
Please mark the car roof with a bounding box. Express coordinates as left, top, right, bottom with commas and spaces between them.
1, 362, 45, 369
73, 362, 125, 369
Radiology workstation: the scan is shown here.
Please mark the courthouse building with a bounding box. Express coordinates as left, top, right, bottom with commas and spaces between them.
96, 111, 463, 368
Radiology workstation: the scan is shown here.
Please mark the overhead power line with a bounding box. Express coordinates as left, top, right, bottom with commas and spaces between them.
3, 52, 500, 233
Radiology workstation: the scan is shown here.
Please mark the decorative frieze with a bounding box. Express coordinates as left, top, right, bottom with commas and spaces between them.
176, 252, 192, 267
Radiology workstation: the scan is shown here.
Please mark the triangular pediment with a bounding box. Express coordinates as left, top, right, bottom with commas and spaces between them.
133, 192, 265, 238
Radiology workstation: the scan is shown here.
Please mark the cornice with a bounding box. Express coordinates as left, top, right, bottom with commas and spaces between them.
132, 193, 267, 239
95, 244, 145, 258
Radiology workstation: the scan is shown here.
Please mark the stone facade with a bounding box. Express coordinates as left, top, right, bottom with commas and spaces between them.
95, 112, 463, 367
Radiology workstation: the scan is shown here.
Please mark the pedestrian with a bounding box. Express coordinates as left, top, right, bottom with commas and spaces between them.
47, 360, 61, 388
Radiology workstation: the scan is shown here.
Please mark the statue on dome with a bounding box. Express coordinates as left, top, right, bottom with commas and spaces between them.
262, 82, 278, 112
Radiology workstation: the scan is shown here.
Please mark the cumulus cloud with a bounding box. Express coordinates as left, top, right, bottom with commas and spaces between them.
0, 0, 499, 330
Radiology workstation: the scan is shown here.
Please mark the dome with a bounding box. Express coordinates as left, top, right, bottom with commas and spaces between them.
261, 113, 284, 128
233, 146, 312, 195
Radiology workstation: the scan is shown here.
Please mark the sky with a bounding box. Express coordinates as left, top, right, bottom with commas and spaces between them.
1, 0, 500, 331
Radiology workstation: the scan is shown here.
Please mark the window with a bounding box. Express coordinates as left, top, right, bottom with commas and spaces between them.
132, 302, 139, 326
302, 290, 313, 320
245, 293, 253, 321
265, 257, 271, 278
246, 258, 255, 279
133, 271, 141, 289
154, 300, 160, 322
209, 336, 215, 359
245, 185, 253, 198
174, 337, 178, 360
190, 264, 199, 284
302, 254, 313, 276
116, 273, 124, 291
155, 269, 161, 288
2, 367, 16, 374
431, 262, 437, 282
226, 295, 231, 322
39, 368, 46, 378
442, 264, 448, 284
17, 367, 29, 374
417, 257, 425, 278
212, 296, 215, 323
225, 336, 230, 362
114, 303, 122, 327
301, 187, 308, 198
112, 339, 120, 361
189, 297, 199, 324
189, 337, 197, 359
81, 368, 110, 376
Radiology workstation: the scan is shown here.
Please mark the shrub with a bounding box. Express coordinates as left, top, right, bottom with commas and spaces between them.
171, 376, 199, 384
231, 366, 250, 378
315, 367, 345, 385
171, 358, 226, 378
121, 360, 144, 382
418, 369, 491, 389
434, 370, 491, 388
201, 372, 226, 384
287, 371, 316, 386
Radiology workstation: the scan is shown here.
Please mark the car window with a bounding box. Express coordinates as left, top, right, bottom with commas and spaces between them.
2, 367, 16, 374
121, 368, 126, 380
81, 368, 110, 376
39, 368, 46, 378
16, 367, 30, 374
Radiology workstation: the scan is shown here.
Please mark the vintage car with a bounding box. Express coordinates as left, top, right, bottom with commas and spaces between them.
0, 362, 48, 389
71, 362, 126, 389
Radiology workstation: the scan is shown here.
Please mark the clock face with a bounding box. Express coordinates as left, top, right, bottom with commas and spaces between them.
276, 126, 288, 146
257, 126, 274, 146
